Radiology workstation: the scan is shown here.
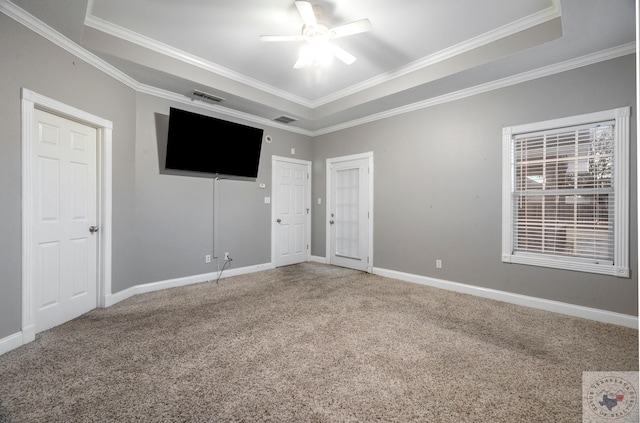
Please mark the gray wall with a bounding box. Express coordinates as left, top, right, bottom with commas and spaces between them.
0, 14, 313, 340
0, 14, 137, 338
0, 12, 636, 342
133, 93, 313, 283
312, 54, 637, 316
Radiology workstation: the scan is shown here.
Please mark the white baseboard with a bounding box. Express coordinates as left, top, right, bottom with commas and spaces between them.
0, 325, 35, 356
1, 263, 276, 356
221, 262, 275, 279
104, 262, 275, 308
373, 267, 638, 329
4, 262, 634, 357
22, 324, 35, 344
310, 255, 327, 264
0, 332, 23, 356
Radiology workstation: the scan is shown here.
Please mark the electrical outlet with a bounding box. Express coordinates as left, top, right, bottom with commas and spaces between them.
205, 255, 211, 263
224, 252, 230, 261
436, 259, 442, 269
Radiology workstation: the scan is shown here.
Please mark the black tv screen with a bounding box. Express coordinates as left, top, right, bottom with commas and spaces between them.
165, 107, 264, 179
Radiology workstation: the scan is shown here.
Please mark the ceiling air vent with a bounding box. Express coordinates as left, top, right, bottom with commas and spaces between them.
192, 89, 225, 103
273, 115, 297, 124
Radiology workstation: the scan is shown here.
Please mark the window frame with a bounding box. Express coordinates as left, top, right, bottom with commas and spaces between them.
502, 107, 630, 278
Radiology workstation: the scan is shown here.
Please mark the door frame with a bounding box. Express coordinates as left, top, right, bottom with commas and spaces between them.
21, 88, 113, 344
325, 151, 374, 272
271, 155, 312, 266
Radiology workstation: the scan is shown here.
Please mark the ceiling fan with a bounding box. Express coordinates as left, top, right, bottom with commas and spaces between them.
260, 1, 372, 69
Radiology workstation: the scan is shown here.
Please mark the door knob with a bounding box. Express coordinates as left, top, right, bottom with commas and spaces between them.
329, 220, 334, 225
89, 226, 99, 233
276, 218, 281, 223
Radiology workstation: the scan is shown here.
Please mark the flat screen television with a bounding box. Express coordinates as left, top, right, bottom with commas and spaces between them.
164, 107, 264, 179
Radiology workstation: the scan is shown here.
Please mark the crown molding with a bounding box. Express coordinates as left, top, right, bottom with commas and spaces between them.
0, 0, 310, 133
83, 13, 314, 108
1, 0, 633, 137
0, 0, 139, 89
308, 0, 562, 108
314, 43, 635, 136
82, 0, 562, 111
135, 84, 314, 136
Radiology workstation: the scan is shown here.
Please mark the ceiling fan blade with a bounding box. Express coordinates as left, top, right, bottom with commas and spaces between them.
329, 19, 372, 38
260, 35, 305, 42
295, 1, 317, 27
330, 43, 356, 65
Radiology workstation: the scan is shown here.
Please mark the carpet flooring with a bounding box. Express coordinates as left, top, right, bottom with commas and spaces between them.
0, 262, 637, 422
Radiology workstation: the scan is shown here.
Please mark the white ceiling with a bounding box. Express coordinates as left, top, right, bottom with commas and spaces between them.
4, 0, 637, 134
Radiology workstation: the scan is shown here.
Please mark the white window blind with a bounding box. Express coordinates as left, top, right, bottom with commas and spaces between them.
502, 107, 630, 277
513, 121, 615, 263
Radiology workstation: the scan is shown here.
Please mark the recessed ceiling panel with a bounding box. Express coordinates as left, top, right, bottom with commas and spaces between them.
87, 0, 556, 101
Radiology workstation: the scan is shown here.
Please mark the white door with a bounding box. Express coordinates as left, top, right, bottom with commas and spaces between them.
33, 109, 98, 333
273, 157, 311, 267
327, 153, 373, 272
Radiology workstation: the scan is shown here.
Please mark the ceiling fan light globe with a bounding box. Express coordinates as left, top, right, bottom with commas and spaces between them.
315, 43, 334, 66
315, 53, 333, 67
286, 3, 369, 69
299, 44, 311, 57
298, 41, 333, 68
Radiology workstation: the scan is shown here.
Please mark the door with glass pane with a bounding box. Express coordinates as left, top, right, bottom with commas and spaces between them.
327, 153, 373, 272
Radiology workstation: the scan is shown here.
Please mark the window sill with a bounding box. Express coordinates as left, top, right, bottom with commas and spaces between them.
502, 252, 629, 278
